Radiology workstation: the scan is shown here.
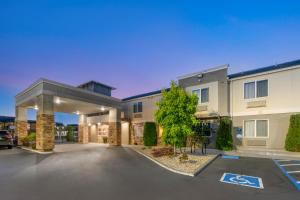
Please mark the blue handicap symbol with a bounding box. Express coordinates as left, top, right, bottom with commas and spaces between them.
220, 173, 264, 189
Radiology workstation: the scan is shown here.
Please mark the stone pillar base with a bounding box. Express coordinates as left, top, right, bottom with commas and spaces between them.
16, 120, 28, 145
78, 124, 89, 144
36, 114, 54, 151
108, 122, 121, 146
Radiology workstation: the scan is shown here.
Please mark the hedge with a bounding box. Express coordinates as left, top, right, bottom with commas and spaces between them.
216, 117, 233, 150
285, 114, 300, 152
143, 122, 157, 146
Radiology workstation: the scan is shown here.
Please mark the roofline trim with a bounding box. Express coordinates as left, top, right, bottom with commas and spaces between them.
77, 80, 116, 90
177, 64, 228, 80
16, 78, 122, 102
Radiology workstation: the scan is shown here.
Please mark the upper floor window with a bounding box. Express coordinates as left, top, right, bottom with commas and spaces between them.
244, 80, 268, 99
192, 88, 209, 103
133, 102, 143, 113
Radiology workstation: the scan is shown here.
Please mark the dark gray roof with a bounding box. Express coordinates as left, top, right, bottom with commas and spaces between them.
77, 80, 116, 90
228, 59, 300, 79
122, 88, 170, 101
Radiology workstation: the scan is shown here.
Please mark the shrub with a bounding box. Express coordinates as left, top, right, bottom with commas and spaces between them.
179, 153, 189, 162
285, 114, 300, 152
66, 126, 74, 142
22, 132, 36, 147
143, 122, 157, 146
151, 147, 173, 157
216, 117, 233, 150
102, 136, 108, 144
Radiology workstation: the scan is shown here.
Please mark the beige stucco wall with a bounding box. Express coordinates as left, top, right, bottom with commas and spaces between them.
122, 94, 162, 123
232, 113, 294, 149
185, 81, 219, 117
230, 66, 300, 116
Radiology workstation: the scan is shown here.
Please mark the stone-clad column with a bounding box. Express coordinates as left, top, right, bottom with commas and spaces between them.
78, 114, 89, 144
15, 106, 28, 145
108, 108, 121, 146
36, 94, 55, 151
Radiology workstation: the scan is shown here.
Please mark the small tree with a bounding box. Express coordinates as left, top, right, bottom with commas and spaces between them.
285, 114, 300, 152
216, 117, 233, 150
66, 126, 74, 142
143, 122, 157, 146
155, 81, 198, 154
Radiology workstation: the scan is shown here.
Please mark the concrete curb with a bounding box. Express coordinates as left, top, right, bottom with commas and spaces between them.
18, 146, 54, 154
131, 147, 219, 177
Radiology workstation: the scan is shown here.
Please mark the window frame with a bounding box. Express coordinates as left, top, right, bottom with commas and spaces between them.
243, 79, 268, 100
192, 87, 209, 104
243, 119, 269, 138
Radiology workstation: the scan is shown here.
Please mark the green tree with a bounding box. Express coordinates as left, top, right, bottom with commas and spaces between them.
216, 117, 233, 150
285, 114, 300, 152
66, 126, 74, 142
143, 122, 157, 146
155, 81, 198, 154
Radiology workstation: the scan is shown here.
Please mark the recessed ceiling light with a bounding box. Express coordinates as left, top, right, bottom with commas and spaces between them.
101, 106, 105, 111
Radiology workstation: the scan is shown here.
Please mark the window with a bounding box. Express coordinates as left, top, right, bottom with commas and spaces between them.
257, 80, 268, 97
244, 120, 268, 138
192, 88, 209, 103
244, 80, 268, 99
244, 82, 255, 99
133, 102, 143, 113
201, 88, 209, 103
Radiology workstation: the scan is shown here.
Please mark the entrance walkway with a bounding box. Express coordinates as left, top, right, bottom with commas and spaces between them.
54, 143, 109, 153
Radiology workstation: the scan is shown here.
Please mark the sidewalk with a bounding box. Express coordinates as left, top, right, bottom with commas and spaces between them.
206, 147, 300, 160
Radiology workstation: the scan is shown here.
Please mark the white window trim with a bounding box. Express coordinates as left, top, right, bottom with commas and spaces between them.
243, 119, 269, 139
243, 79, 268, 101
192, 87, 209, 104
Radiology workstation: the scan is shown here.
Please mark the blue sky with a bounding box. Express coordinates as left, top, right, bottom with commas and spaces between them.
1, 0, 300, 124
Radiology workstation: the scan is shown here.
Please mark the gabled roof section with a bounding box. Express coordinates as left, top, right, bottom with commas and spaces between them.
122, 88, 170, 101
228, 59, 300, 79
77, 80, 116, 90
177, 64, 228, 80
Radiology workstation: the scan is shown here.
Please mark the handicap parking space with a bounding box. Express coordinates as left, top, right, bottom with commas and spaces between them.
274, 159, 300, 190
197, 155, 298, 196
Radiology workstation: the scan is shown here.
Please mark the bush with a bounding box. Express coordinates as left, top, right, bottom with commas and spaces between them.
22, 132, 36, 147
102, 136, 108, 144
66, 126, 74, 142
143, 122, 157, 146
216, 117, 233, 150
151, 147, 173, 157
179, 153, 189, 162
285, 114, 300, 152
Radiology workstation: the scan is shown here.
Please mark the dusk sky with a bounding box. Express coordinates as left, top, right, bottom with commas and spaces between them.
1, 0, 300, 124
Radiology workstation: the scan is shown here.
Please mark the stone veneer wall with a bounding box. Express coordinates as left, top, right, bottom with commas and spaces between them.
78, 124, 89, 144
108, 122, 121, 146
36, 114, 54, 151
16, 120, 28, 145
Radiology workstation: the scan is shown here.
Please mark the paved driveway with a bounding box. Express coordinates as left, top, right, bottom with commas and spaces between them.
0, 144, 298, 200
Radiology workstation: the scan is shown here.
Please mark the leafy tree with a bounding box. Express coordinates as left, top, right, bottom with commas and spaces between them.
66, 126, 74, 142
143, 122, 157, 146
155, 81, 198, 154
216, 117, 233, 150
285, 114, 300, 152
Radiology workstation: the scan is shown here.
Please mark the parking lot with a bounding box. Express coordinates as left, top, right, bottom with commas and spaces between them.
274, 159, 300, 190
0, 144, 299, 200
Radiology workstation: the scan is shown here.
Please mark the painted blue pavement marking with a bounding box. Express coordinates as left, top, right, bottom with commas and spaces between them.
220, 173, 264, 189
274, 159, 300, 190
222, 155, 239, 159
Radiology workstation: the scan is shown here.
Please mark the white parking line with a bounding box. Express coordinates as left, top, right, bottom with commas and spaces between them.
280, 164, 300, 167
287, 171, 300, 174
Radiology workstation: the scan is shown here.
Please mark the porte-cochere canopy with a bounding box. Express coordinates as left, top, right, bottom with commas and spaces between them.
15, 78, 122, 151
